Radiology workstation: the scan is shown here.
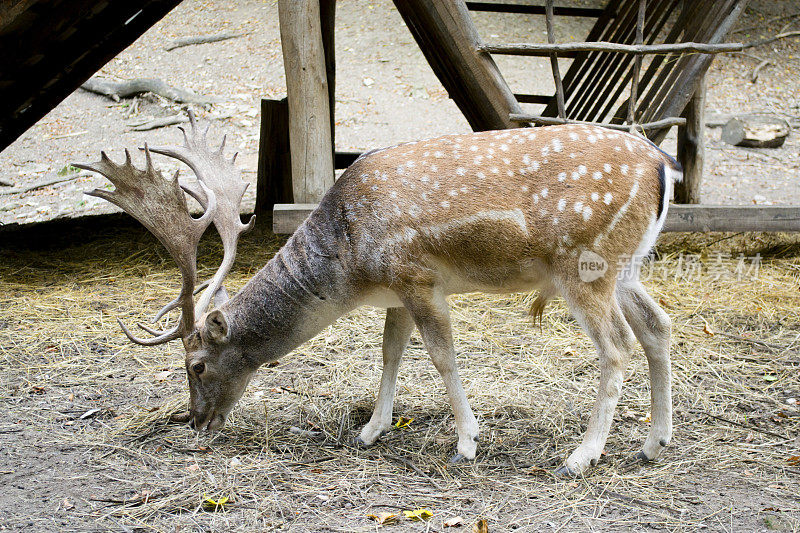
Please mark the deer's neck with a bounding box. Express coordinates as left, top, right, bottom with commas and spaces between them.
223, 210, 354, 366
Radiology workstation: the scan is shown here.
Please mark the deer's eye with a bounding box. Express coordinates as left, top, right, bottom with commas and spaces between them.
192, 362, 205, 375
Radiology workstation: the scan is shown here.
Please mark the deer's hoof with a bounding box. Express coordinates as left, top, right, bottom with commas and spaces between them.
353, 436, 372, 449
554, 465, 578, 478
634, 450, 652, 463
450, 453, 470, 464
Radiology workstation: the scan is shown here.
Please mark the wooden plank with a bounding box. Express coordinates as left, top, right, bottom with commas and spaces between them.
664, 205, 800, 232
392, 0, 522, 131
278, 0, 335, 203
274, 204, 800, 235
544, 0, 565, 119
626, 0, 646, 127
273, 203, 317, 234
465, 2, 605, 17
320, 0, 336, 161
255, 98, 293, 221
675, 76, 706, 203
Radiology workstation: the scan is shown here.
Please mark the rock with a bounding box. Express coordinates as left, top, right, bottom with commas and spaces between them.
722, 115, 790, 148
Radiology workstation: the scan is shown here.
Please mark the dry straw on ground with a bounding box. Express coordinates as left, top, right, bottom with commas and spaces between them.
0, 225, 798, 531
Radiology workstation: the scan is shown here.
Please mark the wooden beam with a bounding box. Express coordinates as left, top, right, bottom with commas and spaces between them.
479, 40, 745, 56
392, 0, 522, 131
255, 98, 293, 221
664, 205, 800, 232
274, 203, 800, 234
509, 114, 686, 131
320, 0, 336, 160
278, 0, 335, 203
675, 76, 706, 203
465, 2, 605, 17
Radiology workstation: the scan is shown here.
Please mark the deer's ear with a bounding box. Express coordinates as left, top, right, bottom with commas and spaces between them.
205, 310, 229, 342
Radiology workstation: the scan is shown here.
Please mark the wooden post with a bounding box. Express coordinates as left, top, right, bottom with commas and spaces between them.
255, 98, 293, 222
675, 76, 705, 203
320, 0, 336, 159
278, 0, 335, 203
392, 0, 522, 131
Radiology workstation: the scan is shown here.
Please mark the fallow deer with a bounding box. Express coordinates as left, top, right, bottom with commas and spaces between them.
78, 112, 679, 476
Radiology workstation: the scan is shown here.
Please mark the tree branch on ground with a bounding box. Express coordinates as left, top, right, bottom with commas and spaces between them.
0, 172, 91, 196
164, 31, 246, 51
80, 77, 219, 105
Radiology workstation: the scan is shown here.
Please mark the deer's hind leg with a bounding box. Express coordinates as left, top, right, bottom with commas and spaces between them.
558, 280, 636, 476
617, 280, 672, 461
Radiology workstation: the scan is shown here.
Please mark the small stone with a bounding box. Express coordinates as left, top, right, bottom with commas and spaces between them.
362, 77, 374, 87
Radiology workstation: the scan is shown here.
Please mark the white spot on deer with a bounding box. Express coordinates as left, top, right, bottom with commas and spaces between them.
430, 164, 438, 172
557, 198, 566, 211
420, 176, 430, 183
460, 186, 468, 193
448, 189, 458, 197
502, 158, 511, 165
574, 201, 584, 213
615, 146, 621, 151
541, 187, 549, 198
406, 160, 416, 168
522, 154, 530, 165
474, 155, 483, 164
441, 200, 450, 208
552, 139, 563, 152
393, 205, 402, 216
521, 185, 529, 193
500, 144, 509, 151
588, 135, 597, 143
591, 192, 599, 202
408, 204, 421, 218
636, 165, 645, 178
582, 205, 593, 221
529, 160, 540, 171
423, 151, 430, 157
433, 181, 440, 189
456, 167, 466, 176
625, 139, 633, 152
541, 145, 550, 156
371, 185, 378, 191
469, 145, 478, 152
578, 165, 587, 175
507, 170, 514, 177
557, 172, 567, 182
595, 180, 639, 248
539, 208, 547, 217
491, 167, 499, 174
571, 171, 580, 180
421, 192, 429, 201
592, 171, 603, 180
569, 132, 579, 141
621, 164, 629, 175
476, 172, 486, 180
390, 191, 398, 199
569, 152, 577, 159
604, 163, 612, 173
553, 217, 559, 225
434, 151, 443, 158
603, 192, 613, 204
488, 148, 495, 155
361, 174, 369, 183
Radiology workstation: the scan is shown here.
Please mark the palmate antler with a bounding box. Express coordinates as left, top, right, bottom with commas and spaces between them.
75, 147, 217, 345
148, 111, 255, 322
75, 111, 253, 345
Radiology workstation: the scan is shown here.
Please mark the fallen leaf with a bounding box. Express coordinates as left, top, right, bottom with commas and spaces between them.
186, 464, 200, 472
763, 374, 779, 382
473, 518, 489, 533
62, 498, 74, 510
403, 508, 432, 521
202, 493, 229, 511
367, 512, 399, 525
788, 456, 800, 466
153, 371, 172, 382
395, 416, 414, 429
444, 516, 464, 527
702, 323, 714, 336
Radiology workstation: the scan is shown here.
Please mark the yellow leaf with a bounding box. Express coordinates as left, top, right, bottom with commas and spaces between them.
202, 493, 229, 511
395, 416, 414, 428
403, 508, 433, 521
367, 512, 399, 525
473, 518, 489, 533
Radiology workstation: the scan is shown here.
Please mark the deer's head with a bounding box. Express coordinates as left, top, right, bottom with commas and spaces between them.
76, 112, 255, 432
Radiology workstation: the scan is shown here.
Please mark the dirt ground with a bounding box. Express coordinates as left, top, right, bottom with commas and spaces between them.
1, 1, 799, 532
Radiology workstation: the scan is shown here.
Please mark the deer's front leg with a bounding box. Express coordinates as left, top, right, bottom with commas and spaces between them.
356, 306, 415, 446
403, 290, 480, 461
